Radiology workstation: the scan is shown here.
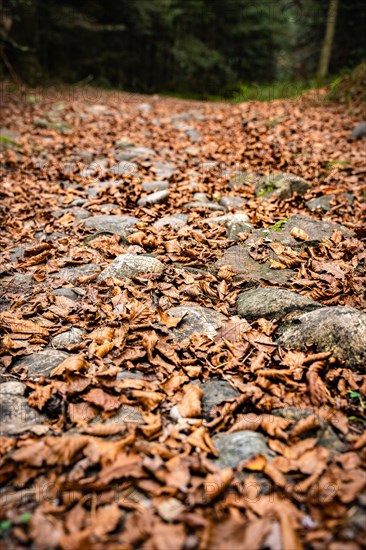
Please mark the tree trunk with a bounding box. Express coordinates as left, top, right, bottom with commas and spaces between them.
318, 0, 338, 80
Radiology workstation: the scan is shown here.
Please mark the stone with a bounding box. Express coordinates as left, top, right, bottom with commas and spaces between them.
201, 379, 240, 419
55, 264, 101, 282
351, 121, 366, 140
185, 128, 201, 142
167, 305, 226, 345
98, 405, 143, 426
82, 215, 139, 238
184, 202, 225, 212
13, 349, 70, 379
212, 431, 272, 469
11, 273, 33, 288
255, 173, 311, 199
52, 207, 91, 221
278, 306, 366, 370
204, 213, 252, 240
142, 181, 170, 192
150, 162, 174, 179
0, 381, 26, 396
219, 196, 247, 210
215, 245, 296, 285
237, 288, 322, 321
247, 215, 347, 250
153, 214, 188, 231
52, 328, 84, 348
116, 146, 155, 160
52, 288, 81, 301
0, 390, 46, 435
137, 190, 169, 206
98, 254, 164, 282
193, 193, 210, 202
307, 193, 354, 212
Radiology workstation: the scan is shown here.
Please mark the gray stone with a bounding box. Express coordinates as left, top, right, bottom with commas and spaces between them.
93, 405, 143, 427
193, 193, 210, 203
351, 121, 366, 140
185, 128, 201, 142
184, 202, 225, 212
52, 288, 81, 301
151, 162, 174, 179
82, 215, 139, 238
307, 194, 354, 212
167, 306, 226, 345
142, 181, 170, 192
201, 379, 239, 420
278, 306, 366, 370
13, 349, 70, 379
52, 328, 84, 348
52, 207, 91, 221
213, 431, 272, 469
247, 215, 347, 250
98, 254, 164, 282
55, 264, 101, 282
204, 213, 252, 240
0, 392, 46, 435
219, 196, 247, 210
116, 146, 155, 161
0, 381, 26, 396
237, 288, 322, 321
137, 189, 169, 207
215, 245, 296, 285
153, 214, 188, 231
255, 173, 311, 199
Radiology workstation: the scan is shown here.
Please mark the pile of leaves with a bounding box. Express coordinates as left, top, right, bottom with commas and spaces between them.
0, 84, 365, 549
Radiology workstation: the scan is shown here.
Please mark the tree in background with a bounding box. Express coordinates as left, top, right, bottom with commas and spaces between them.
318, 0, 338, 80
1, 0, 365, 95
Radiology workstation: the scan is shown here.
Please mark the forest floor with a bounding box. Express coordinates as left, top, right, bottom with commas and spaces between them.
0, 85, 365, 549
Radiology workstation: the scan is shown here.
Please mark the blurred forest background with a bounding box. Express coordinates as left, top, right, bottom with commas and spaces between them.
1, 0, 365, 98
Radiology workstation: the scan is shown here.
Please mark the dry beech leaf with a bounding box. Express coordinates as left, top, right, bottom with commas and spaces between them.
291, 227, 308, 241
51, 355, 88, 377
177, 385, 203, 418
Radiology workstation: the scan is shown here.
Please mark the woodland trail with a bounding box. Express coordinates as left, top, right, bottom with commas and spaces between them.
0, 87, 365, 549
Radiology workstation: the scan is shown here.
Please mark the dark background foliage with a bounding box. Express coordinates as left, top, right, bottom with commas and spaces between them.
1, 0, 365, 95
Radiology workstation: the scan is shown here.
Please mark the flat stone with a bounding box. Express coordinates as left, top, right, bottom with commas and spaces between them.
278, 306, 366, 370
201, 379, 240, 420
153, 214, 188, 231
13, 349, 70, 379
98, 254, 164, 282
141, 181, 170, 192
307, 193, 354, 212
204, 213, 252, 240
150, 162, 174, 179
212, 431, 272, 469
215, 245, 295, 285
52, 328, 84, 348
11, 273, 33, 288
237, 288, 322, 321
96, 405, 143, 426
53, 207, 91, 220
193, 193, 210, 202
52, 288, 81, 301
0, 381, 26, 396
167, 306, 226, 345
82, 215, 139, 238
184, 202, 225, 212
255, 172, 311, 199
247, 215, 347, 250
137, 190, 169, 207
55, 264, 101, 282
219, 196, 247, 210
116, 146, 155, 160
0, 392, 47, 435
351, 121, 366, 140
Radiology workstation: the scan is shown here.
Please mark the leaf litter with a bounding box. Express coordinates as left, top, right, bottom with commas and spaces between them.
0, 86, 365, 549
